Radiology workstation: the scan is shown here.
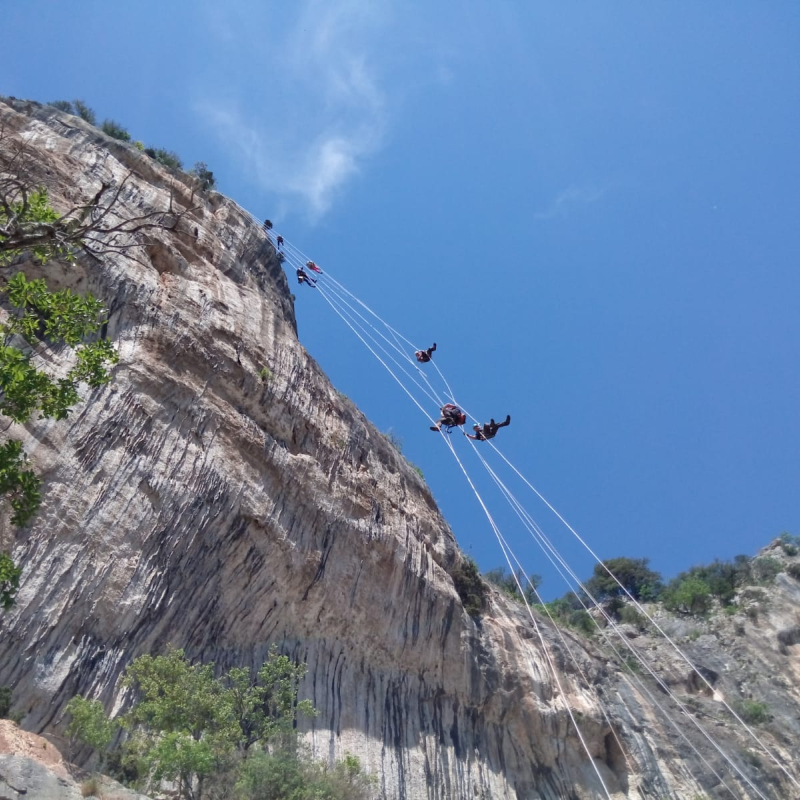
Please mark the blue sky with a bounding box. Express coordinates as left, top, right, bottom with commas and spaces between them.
3, 1, 800, 598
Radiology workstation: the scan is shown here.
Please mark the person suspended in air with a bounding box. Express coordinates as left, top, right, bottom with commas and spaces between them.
297, 267, 317, 288
430, 403, 467, 432
263, 219, 273, 230
306, 260, 323, 274
276, 235, 284, 250
415, 343, 437, 363
466, 415, 511, 441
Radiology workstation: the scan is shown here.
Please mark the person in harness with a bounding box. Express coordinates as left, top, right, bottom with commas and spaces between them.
276, 235, 284, 250
296, 267, 317, 288
306, 260, 323, 274
430, 403, 467, 432
466, 415, 511, 441
415, 343, 437, 363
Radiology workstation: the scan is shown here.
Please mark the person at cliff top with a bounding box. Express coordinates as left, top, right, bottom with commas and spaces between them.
276, 235, 284, 250
430, 403, 466, 432
415, 343, 437, 363
296, 267, 317, 288
466, 415, 511, 441
306, 260, 323, 274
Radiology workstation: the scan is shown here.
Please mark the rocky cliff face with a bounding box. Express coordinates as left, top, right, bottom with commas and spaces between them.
1, 97, 798, 800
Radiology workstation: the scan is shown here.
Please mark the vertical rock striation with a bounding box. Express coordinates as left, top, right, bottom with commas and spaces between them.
0, 98, 798, 799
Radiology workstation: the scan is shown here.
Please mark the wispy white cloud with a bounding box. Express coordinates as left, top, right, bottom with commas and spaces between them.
195, 1, 393, 220
534, 184, 607, 220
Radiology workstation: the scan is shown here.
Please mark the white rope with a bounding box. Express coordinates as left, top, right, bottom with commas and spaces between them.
469, 443, 752, 799
249, 219, 796, 793
481, 439, 798, 790
437, 432, 612, 797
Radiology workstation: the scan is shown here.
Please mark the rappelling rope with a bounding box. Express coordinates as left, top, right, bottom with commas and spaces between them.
481, 439, 799, 790
250, 219, 797, 792
437, 431, 613, 798
469, 442, 758, 799
312, 279, 612, 795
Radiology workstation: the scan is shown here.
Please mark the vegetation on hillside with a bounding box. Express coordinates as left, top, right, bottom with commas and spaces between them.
48, 99, 217, 191
66, 647, 374, 800
482, 533, 800, 636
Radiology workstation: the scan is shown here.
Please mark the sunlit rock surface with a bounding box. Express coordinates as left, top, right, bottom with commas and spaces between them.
1, 97, 798, 800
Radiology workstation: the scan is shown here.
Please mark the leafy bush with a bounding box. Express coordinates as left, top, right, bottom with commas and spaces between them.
235, 746, 374, 800
662, 575, 713, 616
583, 557, 663, 603
751, 557, 781, 584
49, 100, 74, 113
568, 609, 596, 635
191, 161, 217, 191
779, 532, 800, 556
787, 563, 800, 582
484, 566, 541, 604
73, 100, 96, 125
259, 366, 272, 383
618, 604, 647, 627
411, 464, 424, 480
101, 119, 131, 141
144, 147, 183, 169
0, 686, 12, 718
0, 552, 23, 610
734, 700, 770, 726
450, 557, 486, 616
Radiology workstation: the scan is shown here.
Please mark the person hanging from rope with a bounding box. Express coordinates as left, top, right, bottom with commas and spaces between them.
276, 235, 284, 250
306, 260, 323, 274
430, 403, 467, 432
296, 267, 317, 288
466, 415, 511, 441
263, 219, 273, 230
415, 343, 437, 363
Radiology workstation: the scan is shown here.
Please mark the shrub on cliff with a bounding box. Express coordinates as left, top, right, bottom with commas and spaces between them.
73, 100, 96, 124
484, 565, 541, 604
191, 161, 216, 191
145, 147, 183, 169
101, 119, 131, 141
49, 100, 75, 114
450, 556, 487, 616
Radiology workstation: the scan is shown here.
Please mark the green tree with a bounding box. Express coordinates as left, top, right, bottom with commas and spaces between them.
661, 574, 712, 616
65, 695, 117, 759
101, 119, 131, 142
0, 272, 118, 536
190, 162, 216, 192
49, 100, 75, 114
583, 557, 663, 603
73, 100, 96, 125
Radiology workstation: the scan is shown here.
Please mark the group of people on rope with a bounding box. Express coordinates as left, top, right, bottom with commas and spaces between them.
265, 220, 510, 443
417, 345, 511, 441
